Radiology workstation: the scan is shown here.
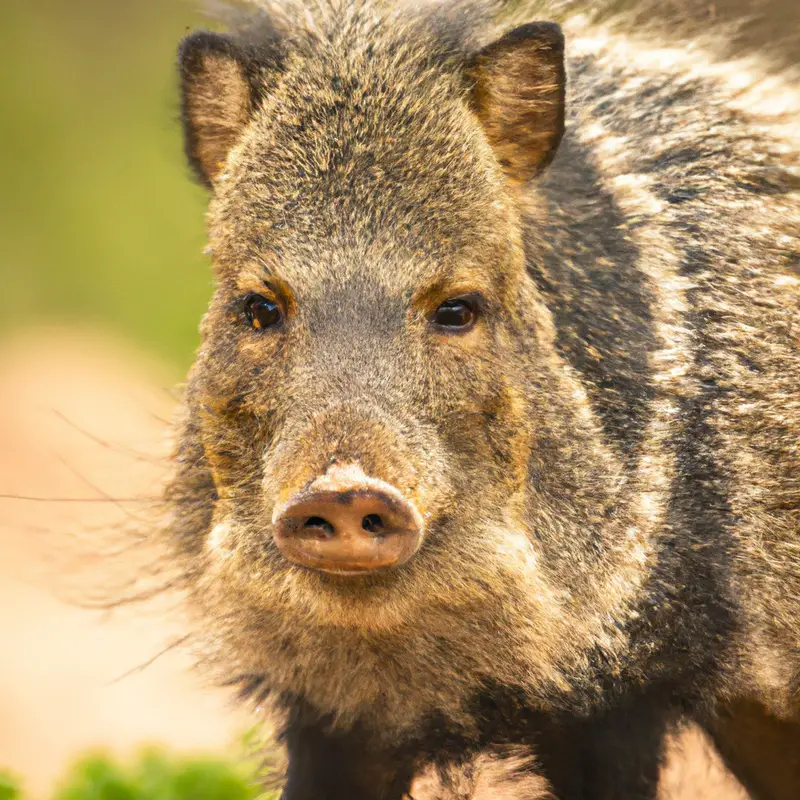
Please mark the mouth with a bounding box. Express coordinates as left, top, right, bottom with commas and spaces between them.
313, 566, 385, 578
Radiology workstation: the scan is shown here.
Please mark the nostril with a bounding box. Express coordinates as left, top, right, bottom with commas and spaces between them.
272, 480, 424, 574
304, 516, 335, 537
361, 514, 384, 534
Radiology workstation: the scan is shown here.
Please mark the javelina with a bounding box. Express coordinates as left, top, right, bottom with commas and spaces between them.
167, 0, 800, 797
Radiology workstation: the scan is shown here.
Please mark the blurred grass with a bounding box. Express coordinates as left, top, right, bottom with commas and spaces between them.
0, 773, 21, 800
0, 730, 282, 800
0, 748, 279, 800
0, 0, 215, 369
52, 751, 264, 800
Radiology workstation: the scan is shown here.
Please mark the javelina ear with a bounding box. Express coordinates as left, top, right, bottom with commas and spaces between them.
179, 31, 258, 187
469, 22, 566, 182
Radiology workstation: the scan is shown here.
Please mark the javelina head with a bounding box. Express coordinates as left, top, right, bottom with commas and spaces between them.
168, 2, 612, 730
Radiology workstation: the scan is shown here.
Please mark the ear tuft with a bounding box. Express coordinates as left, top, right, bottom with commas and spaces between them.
469, 22, 566, 183
179, 31, 256, 187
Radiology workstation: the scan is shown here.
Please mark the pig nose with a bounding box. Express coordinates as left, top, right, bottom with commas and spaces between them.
272, 484, 423, 576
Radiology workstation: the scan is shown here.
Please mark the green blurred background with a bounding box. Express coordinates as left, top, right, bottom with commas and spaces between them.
0, 0, 213, 370
0, 750, 267, 800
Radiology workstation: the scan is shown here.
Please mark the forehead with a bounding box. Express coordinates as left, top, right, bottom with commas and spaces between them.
209, 42, 516, 294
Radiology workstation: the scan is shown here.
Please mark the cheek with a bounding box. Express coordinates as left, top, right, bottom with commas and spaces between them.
204, 500, 282, 584
193, 346, 291, 490
488, 380, 532, 470
482, 325, 536, 482
436, 371, 532, 499
196, 406, 265, 493
412, 331, 491, 414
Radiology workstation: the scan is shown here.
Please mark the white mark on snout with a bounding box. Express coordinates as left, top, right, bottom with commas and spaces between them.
271, 462, 425, 533
312, 463, 395, 495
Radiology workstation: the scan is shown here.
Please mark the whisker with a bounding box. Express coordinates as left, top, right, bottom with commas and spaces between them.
105, 633, 193, 686
52, 452, 148, 523
73, 579, 184, 611
0, 495, 159, 503
0, 491, 262, 504
144, 406, 176, 427
50, 408, 163, 464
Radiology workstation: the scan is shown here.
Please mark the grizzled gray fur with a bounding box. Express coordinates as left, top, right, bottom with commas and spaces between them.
166, 1, 800, 797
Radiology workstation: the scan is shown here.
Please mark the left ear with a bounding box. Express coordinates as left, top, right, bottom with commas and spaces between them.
468, 22, 566, 183
179, 31, 261, 187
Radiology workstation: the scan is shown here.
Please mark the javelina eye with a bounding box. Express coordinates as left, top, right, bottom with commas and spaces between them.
431, 297, 478, 332
244, 293, 282, 330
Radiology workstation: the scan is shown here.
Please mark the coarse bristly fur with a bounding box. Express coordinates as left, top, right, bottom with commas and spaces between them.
410, 747, 553, 799
164, 0, 800, 797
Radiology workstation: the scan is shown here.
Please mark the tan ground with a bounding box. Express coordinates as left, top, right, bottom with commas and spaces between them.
0, 330, 249, 796
0, 330, 749, 798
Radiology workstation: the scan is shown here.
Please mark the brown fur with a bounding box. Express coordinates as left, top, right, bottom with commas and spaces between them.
410, 748, 553, 800
704, 700, 800, 800
163, 1, 800, 797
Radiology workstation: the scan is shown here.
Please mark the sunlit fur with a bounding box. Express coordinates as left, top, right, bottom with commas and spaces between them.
410, 747, 553, 799
166, 0, 800, 795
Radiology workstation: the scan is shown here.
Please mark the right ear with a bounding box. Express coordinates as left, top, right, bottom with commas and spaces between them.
179, 31, 259, 187
468, 22, 566, 184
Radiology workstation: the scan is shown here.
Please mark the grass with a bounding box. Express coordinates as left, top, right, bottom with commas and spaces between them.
0, 746, 279, 800
0, 773, 21, 800
0, 729, 282, 800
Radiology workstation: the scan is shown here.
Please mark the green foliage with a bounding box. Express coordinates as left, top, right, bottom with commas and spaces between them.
52, 750, 269, 800
0, 772, 21, 800
0, 742, 281, 800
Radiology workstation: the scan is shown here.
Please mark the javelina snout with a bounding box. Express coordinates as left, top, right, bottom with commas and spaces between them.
271, 462, 425, 575
261, 402, 440, 578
